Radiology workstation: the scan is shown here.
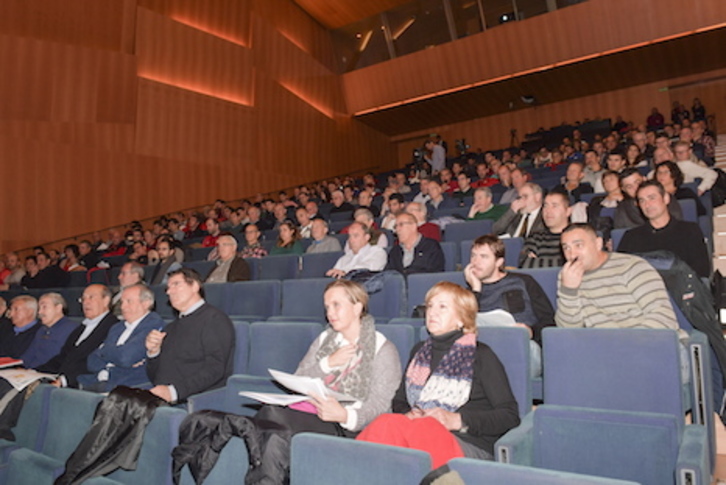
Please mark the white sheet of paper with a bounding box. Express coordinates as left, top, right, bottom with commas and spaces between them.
238, 391, 310, 406
0, 368, 57, 391
476, 309, 518, 327
268, 369, 356, 402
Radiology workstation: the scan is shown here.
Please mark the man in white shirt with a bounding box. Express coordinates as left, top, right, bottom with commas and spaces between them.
326, 222, 387, 279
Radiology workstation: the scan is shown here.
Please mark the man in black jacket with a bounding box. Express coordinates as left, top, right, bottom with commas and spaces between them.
145, 268, 234, 403
386, 212, 444, 276
38, 284, 117, 387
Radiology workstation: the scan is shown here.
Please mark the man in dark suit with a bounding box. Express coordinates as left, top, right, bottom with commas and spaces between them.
78, 284, 166, 392
492, 183, 546, 238
386, 212, 445, 276
37, 284, 118, 388
145, 268, 234, 403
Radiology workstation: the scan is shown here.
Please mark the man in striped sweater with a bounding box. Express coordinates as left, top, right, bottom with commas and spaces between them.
556, 223, 681, 335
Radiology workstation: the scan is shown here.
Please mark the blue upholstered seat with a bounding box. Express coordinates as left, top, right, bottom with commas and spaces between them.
290, 433, 430, 485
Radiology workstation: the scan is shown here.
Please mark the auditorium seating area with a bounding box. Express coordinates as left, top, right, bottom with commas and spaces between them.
1, 113, 722, 484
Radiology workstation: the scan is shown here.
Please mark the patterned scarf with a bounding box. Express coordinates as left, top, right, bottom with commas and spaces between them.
405, 332, 476, 412
314, 314, 376, 401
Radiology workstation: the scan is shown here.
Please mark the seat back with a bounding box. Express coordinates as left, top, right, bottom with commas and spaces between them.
41, 388, 105, 461
443, 220, 493, 244
406, 272, 466, 317
257, 255, 299, 280
290, 433, 430, 485
439, 241, 458, 272
375, 324, 415, 371
477, 327, 531, 418
150, 285, 175, 320
367, 272, 407, 320
248, 322, 323, 376
542, 328, 685, 418
232, 321, 250, 374
281, 278, 329, 319
225, 280, 282, 319
9, 384, 55, 452
187, 247, 214, 262
532, 405, 680, 485
106, 406, 187, 485
182, 261, 215, 279
512, 267, 559, 309
448, 458, 639, 484
299, 252, 344, 279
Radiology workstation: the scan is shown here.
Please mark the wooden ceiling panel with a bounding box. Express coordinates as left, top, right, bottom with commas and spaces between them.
292, 0, 411, 29
355, 27, 726, 136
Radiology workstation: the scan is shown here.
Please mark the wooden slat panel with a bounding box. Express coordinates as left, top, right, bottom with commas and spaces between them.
0, 34, 137, 125
138, 0, 251, 47
252, 0, 338, 73
0, 0, 134, 53
135, 79, 255, 167
136, 8, 254, 107
252, 14, 345, 116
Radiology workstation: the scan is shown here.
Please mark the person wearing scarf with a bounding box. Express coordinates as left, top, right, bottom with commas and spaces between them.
356, 281, 520, 469
250, 280, 401, 483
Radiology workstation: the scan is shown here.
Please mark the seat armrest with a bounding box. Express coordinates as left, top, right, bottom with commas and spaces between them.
677, 425, 710, 485
495, 411, 534, 465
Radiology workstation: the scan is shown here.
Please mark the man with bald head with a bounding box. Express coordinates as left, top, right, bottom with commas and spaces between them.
0, 253, 25, 290
406, 201, 441, 241
0, 296, 41, 360
78, 284, 165, 392
37, 284, 118, 388
21, 293, 79, 369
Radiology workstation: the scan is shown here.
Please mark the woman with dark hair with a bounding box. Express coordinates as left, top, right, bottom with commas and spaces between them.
356, 281, 520, 469
625, 143, 647, 168
62, 244, 86, 272
269, 220, 304, 255
655, 161, 706, 216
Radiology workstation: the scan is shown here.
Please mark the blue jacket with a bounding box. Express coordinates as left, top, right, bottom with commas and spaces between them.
79, 312, 166, 391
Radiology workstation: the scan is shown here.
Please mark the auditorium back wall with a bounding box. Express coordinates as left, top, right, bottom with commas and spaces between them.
0, 0, 395, 253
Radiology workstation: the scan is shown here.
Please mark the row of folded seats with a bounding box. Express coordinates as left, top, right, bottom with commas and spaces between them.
1, 325, 709, 484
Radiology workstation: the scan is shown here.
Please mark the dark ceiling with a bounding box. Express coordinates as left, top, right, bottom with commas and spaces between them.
293, 0, 412, 30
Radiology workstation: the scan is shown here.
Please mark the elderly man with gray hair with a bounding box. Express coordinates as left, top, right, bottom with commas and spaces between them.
306, 218, 342, 254
78, 284, 165, 392
205, 234, 250, 283
21, 293, 79, 369
0, 295, 41, 360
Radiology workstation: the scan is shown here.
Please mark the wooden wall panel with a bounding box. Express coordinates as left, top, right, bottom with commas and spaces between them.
342, 0, 726, 114
0, 35, 136, 126
393, 67, 726, 164
252, 0, 338, 73
136, 8, 254, 106
0, 0, 135, 53
252, 15, 345, 116
138, 0, 252, 47
136, 79, 255, 167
